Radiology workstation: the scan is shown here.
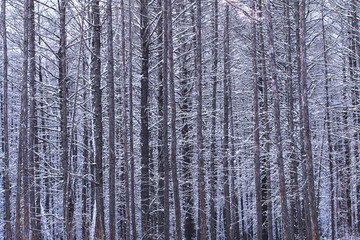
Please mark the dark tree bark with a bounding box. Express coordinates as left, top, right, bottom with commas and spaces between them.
16, 0, 30, 238
128, 0, 136, 237
167, 0, 182, 238
321, 2, 335, 239
180, 1, 195, 239
58, 0, 71, 238
195, 0, 206, 238
341, 63, 352, 238
284, 0, 302, 238
140, 0, 151, 237
1, 0, 11, 237
250, 0, 262, 239
81, 86, 89, 240
295, 1, 311, 238
29, 0, 40, 237
91, 0, 105, 238
222, 4, 231, 240
210, 1, 218, 239
107, 0, 116, 238
161, 0, 170, 237
299, 0, 319, 239
121, 0, 131, 239
265, 0, 293, 239
350, 0, 360, 234
157, 0, 165, 236
257, 1, 273, 238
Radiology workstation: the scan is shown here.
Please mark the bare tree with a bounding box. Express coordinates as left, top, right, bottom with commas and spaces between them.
1, 0, 11, 238
107, 0, 116, 238
128, 0, 136, 237
140, 0, 151, 237
16, 0, 30, 238
195, 0, 206, 238
250, 0, 262, 239
265, 0, 293, 239
257, 0, 273, 238
321, 1, 335, 238
222, 4, 231, 240
209, 1, 219, 239
167, 0, 182, 238
91, 0, 105, 238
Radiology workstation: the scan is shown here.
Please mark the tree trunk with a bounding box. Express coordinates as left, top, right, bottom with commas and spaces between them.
58, 0, 71, 238
222, 4, 231, 240
251, 0, 262, 239
161, 0, 170, 237
195, 0, 206, 238
167, 0, 182, 238
107, 0, 116, 238
2, 0, 12, 237
210, 1, 218, 239
28, 0, 41, 238
321, 2, 335, 238
299, 0, 319, 238
128, 0, 136, 237
140, 0, 151, 237
284, 0, 302, 238
181, 1, 195, 239
265, 0, 293, 239
257, 1, 273, 238
295, 1, 311, 238
91, 0, 105, 238
16, 0, 30, 238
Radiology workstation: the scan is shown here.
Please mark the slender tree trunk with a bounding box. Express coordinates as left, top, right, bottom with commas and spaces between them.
350, 0, 360, 234
181, 1, 195, 239
107, 0, 116, 238
82, 91, 89, 240
140, 0, 151, 237
299, 0, 319, 239
195, 0, 206, 238
2, 0, 12, 237
341, 62, 352, 238
121, 0, 131, 239
91, 0, 105, 238
257, 1, 273, 238
265, 0, 293, 239
284, 0, 302, 238
157, 0, 165, 236
167, 0, 182, 238
222, 4, 231, 240
295, 1, 311, 238
162, 0, 170, 237
58, 0, 71, 238
210, 1, 218, 239
128, 0, 136, 237
321, 2, 335, 239
16, 0, 30, 238
251, 0, 262, 239
28, 0, 41, 237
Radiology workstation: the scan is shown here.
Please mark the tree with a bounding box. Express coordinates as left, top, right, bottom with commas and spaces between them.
1, 0, 11, 237
250, 0, 262, 239
299, 0, 319, 238
195, 0, 206, 238
91, 0, 105, 238
140, 0, 151, 237
16, 0, 30, 238
107, 0, 116, 238
209, 1, 219, 239
265, 0, 293, 239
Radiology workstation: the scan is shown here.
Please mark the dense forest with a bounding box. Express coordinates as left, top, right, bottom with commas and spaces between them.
1, 0, 360, 239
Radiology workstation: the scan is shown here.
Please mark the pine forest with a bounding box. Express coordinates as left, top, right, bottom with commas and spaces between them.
1, 0, 360, 239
